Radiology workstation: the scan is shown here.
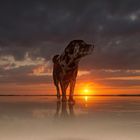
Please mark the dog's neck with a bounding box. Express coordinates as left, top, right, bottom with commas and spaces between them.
58, 52, 80, 72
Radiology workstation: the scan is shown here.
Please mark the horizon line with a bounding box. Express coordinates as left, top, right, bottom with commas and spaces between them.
0, 94, 140, 97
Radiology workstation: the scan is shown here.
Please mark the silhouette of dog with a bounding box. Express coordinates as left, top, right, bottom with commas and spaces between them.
52, 40, 94, 103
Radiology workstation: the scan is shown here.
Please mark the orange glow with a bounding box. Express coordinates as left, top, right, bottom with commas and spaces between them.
77, 83, 95, 95
33, 66, 45, 76
84, 89, 90, 94
31, 65, 52, 76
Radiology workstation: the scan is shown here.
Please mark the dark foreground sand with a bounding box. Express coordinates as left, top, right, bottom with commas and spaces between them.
0, 96, 140, 140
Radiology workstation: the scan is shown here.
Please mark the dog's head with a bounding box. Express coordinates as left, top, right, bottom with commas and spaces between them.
65, 40, 94, 59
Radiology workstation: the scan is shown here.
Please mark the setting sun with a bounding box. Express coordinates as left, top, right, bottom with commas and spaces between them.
82, 86, 93, 95
84, 89, 90, 94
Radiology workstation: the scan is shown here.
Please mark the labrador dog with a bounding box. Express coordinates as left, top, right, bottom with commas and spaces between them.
52, 40, 94, 103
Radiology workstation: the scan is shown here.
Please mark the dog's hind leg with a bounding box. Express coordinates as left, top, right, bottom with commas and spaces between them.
53, 77, 61, 100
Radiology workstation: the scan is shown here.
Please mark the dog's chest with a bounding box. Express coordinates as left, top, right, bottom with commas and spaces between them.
58, 54, 78, 72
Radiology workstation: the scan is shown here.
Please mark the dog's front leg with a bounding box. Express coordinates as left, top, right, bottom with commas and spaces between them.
60, 80, 67, 102
69, 79, 76, 103
56, 83, 61, 99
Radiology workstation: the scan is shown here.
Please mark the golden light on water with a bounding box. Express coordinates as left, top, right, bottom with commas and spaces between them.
82, 87, 91, 104
85, 96, 88, 102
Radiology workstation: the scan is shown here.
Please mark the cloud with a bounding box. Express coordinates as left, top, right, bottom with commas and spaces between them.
77, 69, 140, 88
0, 54, 52, 84
0, 0, 140, 86
0, 53, 47, 70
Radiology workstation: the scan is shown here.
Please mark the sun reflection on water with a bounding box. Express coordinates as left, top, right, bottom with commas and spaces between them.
84, 96, 89, 107
85, 96, 88, 102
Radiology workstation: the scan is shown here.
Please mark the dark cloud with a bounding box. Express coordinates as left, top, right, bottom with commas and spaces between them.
0, 0, 140, 42
80, 33, 140, 70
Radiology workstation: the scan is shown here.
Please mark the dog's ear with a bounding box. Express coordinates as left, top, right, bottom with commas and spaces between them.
65, 41, 75, 54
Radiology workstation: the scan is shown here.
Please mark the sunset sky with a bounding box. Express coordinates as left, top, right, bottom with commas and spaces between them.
0, 0, 140, 95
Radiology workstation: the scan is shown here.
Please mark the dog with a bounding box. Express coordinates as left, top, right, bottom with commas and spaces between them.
52, 40, 94, 103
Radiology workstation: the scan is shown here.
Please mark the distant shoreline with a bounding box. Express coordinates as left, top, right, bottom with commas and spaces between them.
0, 94, 140, 96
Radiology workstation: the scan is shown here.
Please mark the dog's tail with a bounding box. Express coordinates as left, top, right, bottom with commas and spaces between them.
52, 55, 59, 63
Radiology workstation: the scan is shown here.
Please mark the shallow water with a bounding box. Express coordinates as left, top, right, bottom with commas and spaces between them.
0, 96, 140, 140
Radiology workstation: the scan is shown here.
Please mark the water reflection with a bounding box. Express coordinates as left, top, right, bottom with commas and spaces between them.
54, 101, 75, 120
84, 96, 89, 108
0, 96, 140, 140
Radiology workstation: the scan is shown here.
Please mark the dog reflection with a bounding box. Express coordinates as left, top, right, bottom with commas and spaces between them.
54, 101, 75, 120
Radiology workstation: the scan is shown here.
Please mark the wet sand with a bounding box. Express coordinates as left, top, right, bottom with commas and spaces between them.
0, 96, 140, 140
